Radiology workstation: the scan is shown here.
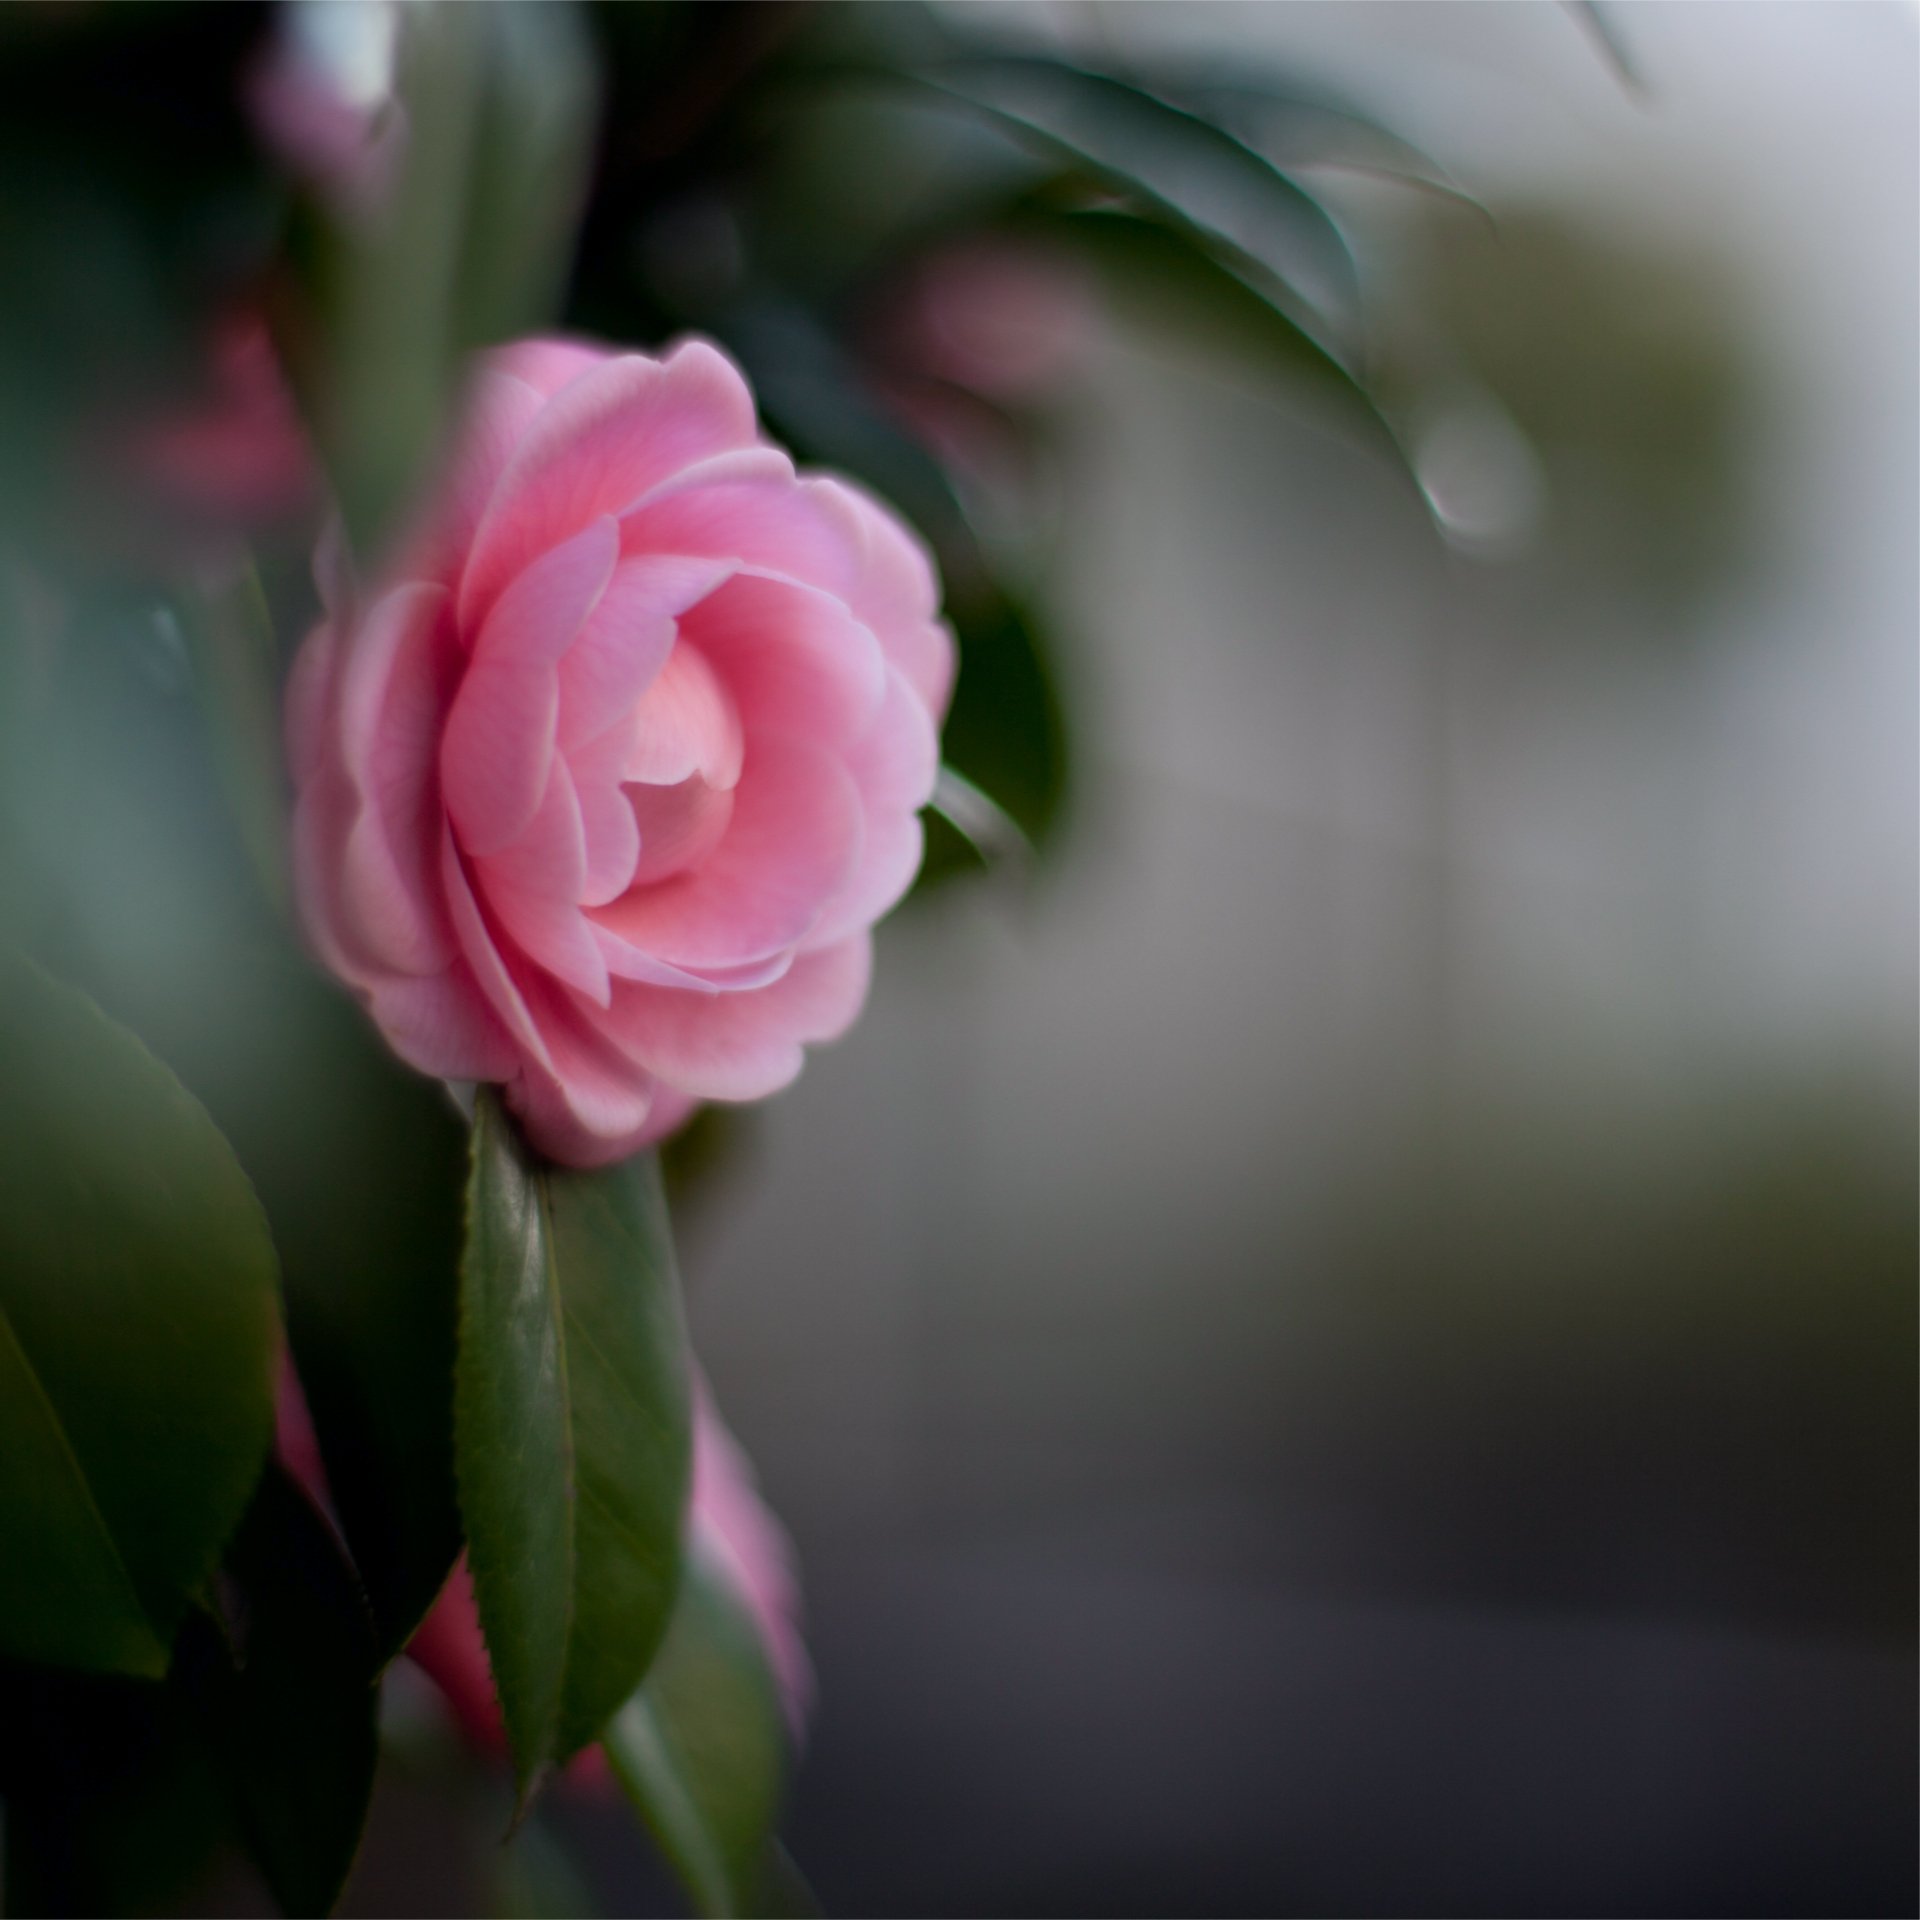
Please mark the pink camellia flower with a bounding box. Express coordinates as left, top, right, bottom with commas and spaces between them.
288, 336, 955, 1165
406, 1385, 811, 1771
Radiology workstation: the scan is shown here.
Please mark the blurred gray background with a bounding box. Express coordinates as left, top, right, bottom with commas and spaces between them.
641, 6, 1913, 1913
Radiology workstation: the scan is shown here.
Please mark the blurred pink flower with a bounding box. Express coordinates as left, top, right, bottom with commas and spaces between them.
287, 336, 954, 1166
95, 310, 314, 565
879, 239, 1094, 403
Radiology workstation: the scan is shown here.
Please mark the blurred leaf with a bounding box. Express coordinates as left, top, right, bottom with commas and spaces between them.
925, 53, 1361, 334
457, 1091, 692, 1799
603, 1551, 790, 1920
938, 582, 1070, 852
178, 1463, 380, 1919
284, 1, 598, 560
5, 608, 468, 1662
0, 945, 280, 1679
176, 562, 290, 920
1013, 203, 1406, 472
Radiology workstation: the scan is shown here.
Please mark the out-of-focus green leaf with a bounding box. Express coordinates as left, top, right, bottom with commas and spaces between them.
6, 611, 468, 1663
284, 0, 597, 560
176, 562, 289, 919
938, 582, 1070, 854
603, 1551, 790, 1920
0, 946, 280, 1679
457, 1091, 692, 1801
177, 1463, 380, 1919
1012, 203, 1406, 472
925, 54, 1361, 332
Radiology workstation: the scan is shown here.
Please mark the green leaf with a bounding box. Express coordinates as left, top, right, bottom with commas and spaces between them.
928, 53, 1362, 330
7, 616, 468, 1662
457, 1090, 692, 1799
603, 1551, 791, 1920
1015, 204, 1407, 472
177, 1463, 381, 1919
0, 946, 280, 1677
174, 562, 291, 921
283, 0, 598, 560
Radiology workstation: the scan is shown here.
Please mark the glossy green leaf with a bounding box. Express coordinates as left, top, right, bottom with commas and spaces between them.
177, 1463, 381, 1919
0, 945, 280, 1678
603, 1551, 790, 1920
457, 1090, 692, 1798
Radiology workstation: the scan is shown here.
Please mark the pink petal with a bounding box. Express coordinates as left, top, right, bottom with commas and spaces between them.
618, 472, 861, 604
442, 825, 554, 1073
507, 980, 659, 1162
623, 641, 744, 790
336, 583, 459, 975
600, 933, 872, 1101
690, 1384, 812, 1733
409, 368, 547, 587
488, 335, 607, 400
566, 723, 641, 908
589, 735, 862, 970
627, 775, 735, 887
364, 968, 519, 1081
472, 761, 610, 1007
460, 342, 759, 631
440, 518, 617, 858
557, 553, 731, 751
796, 478, 956, 716
679, 572, 886, 751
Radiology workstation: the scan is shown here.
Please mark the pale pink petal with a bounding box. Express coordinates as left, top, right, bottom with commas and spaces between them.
489, 336, 607, 400
441, 826, 554, 1073
623, 641, 744, 790
439, 519, 617, 857
691, 1385, 812, 1734
336, 583, 459, 975
364, 968, 519, 1081
803, 668, 940, 949
800, 477, 955, 715
618, 474, 861, 604
473, 762, 610, 1007
460, 342, 759, 631
557, 553, 732, 751
567, 723, 641, 907
589, 736, 862, 970
408, 368, 547, 586
627, 776, 735, 887
679, 572, 886, 751
600, 934, 871, 1101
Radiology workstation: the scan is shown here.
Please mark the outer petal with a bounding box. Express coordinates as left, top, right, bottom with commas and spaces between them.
804, 667, 941, 951
807, 477, 956, 715
599, 934, 872, 1102
460, 342, 759, 631
336, 582, 458, 975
